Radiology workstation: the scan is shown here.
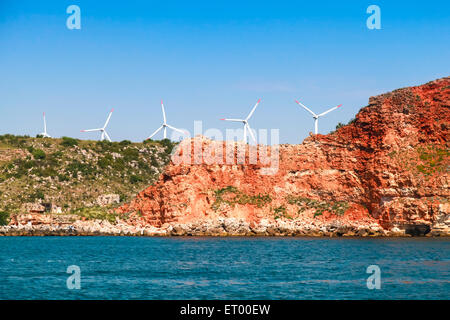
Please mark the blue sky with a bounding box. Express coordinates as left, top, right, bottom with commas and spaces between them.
0, 0, 449, 143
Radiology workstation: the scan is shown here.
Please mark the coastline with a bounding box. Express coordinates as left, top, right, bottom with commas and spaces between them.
1, 215, 448, 237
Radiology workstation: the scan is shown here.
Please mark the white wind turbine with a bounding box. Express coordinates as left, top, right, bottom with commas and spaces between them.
81, 108, 114, 142
147, 100, 186, 140
221, 99, 261, 144
39, 112, 51, 138
295, 100, 342, 134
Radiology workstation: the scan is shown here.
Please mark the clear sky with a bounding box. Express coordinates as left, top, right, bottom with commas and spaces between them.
0, 0, 449, 143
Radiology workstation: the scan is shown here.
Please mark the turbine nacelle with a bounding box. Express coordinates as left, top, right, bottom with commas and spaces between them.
39, 112, 51, 138
295, 100, 342, 134
81, 108, 114, 142
220, 99, 261, 144
147, 101, 187, 140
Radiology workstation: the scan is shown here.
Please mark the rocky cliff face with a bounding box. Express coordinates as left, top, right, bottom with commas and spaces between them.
118, 77, 449, 236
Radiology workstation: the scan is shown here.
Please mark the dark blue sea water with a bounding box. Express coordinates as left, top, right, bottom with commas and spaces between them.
0, 237, 448, 299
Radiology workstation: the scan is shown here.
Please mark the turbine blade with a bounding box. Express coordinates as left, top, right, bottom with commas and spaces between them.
167, 124, 187, 135
147, 126, 164, 139
161, 100, 167, 124
104, 131, 112, 142
295, 100, 317, 117
103, 108, 114, 128
243, 123, 247, 143
246, 123, 257, 144
246, 98, 261, 120
81, 128, 102, 132
221, 118, 244, 122
43, 112, 47, 133
317, 104, 342, 117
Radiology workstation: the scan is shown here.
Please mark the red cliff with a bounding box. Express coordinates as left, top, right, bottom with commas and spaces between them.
118, 77, 449, 236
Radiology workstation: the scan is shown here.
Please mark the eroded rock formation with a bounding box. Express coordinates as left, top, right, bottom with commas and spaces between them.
118, 77, 449, 236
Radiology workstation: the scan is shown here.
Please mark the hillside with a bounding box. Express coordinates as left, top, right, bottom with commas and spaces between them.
0, 135, 175, 220
1, 77, 448, 237
118, 77, 449, 236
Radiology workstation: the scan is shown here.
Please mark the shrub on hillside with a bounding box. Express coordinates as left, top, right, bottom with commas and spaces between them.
0, 134, 29, 148
32, 148, 46, 160
122, 148, 139, 161
61, 137, 78, 147
97, 156, 112, 169
57, 174, 70, 182
28, 190, 45, 201
72, 207, 117, 224
335, 122, 345, 130
52, 151, 63, 158
96, 140, 121, 153
119, 140, 132, 146
130, 174, 143, 184
66, 160, 96, 178
0, 211, 9, 225
159, 138, 175, 154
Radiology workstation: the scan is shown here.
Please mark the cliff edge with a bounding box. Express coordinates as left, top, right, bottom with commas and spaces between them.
118, 77, 449, 236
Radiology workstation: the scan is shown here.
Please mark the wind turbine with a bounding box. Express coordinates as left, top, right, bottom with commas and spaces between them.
147, 100, 186, 140
81, 108, 114, 142
39, 112, 51, 138
220, 99, 261, 144
295, 100, 342, 134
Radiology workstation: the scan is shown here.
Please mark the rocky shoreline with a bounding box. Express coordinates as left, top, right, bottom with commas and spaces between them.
116, 78, 449, 239
1, 79, 448, 239
1, 215, 448, 237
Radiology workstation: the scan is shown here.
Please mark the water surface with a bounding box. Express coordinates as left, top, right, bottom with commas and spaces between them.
0, 237, 448, 299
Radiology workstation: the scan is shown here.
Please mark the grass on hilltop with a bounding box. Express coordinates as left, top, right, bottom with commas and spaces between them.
0, 134, 177, 214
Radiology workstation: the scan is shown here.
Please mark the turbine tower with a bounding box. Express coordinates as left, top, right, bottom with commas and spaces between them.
39, 112, 51, 138
295, 100, 342, 134
220, 99, 261, 144
147, 100, 186, 140
81, 108, 114, 142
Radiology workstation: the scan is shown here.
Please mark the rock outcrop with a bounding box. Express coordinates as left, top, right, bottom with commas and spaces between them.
97, 194, 120, 207
118, 77, 450, 236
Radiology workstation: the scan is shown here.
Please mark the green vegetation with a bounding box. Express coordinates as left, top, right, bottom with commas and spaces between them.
388, 144, 449, 178
119, 140, 132, 146
273, 205, 292, 220
0, 134, 178, 214
60, 136, 79, 147
335, 122, 345, 130
28, 190, 45, 202
31, 148, 46, 160
130, 174, 143, 184
416, 145, 449, 176
0, 211, 9, 225
334, 118, 356, 131
287, 195, 349, 217
72, 207, 118, 224
159, 138, 175, 153
211, 186, 272, 211
0, 134, 30, 148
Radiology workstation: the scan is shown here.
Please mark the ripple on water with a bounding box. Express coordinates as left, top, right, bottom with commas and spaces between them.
0, 237, 448, 299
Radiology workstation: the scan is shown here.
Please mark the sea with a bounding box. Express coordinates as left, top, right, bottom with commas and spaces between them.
0, 237, 448, 299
